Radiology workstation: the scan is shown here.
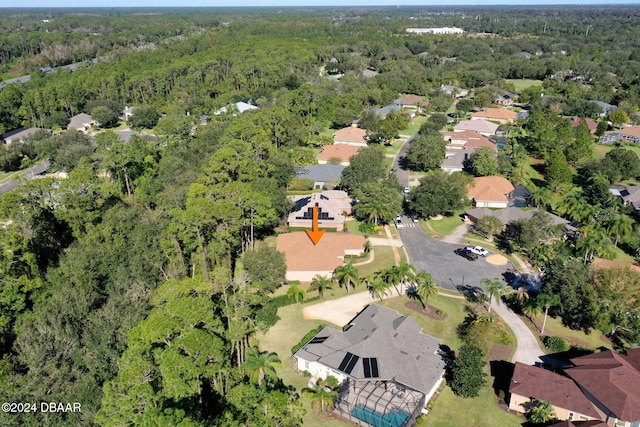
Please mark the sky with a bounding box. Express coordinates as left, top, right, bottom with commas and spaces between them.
2, 0, 640, 8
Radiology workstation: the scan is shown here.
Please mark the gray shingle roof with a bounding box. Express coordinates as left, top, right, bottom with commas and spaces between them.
295, 164, 345, 183
294, 304, 446, 394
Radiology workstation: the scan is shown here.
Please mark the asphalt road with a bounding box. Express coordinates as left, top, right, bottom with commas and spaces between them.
0, 161, 51, 195
398, 220, 512, 291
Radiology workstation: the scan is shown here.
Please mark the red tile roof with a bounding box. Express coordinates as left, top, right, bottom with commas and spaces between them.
471, 108, 517, 121
510, 363, 602, 419
444, 130, 496, 149
468, 176, 515, 203
566, 350, 640, 422
618, 126, 640, 138
333, 127, 368, 144
276, 232, 365, 273
317, 144, 362, 162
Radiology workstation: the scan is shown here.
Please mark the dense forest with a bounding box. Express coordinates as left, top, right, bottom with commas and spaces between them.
1, 5, 640, 426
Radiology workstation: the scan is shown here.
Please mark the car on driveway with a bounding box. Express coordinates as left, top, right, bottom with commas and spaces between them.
466, 246, 489, 257
455, 248, 478, 261
404, 186, 410, 193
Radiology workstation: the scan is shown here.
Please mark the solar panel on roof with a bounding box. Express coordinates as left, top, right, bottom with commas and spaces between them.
363, 358, 371, 378
344, 354, 359, 374
338, 352, 353, 372
370, 358, 379, 377
308, 336, 328, 344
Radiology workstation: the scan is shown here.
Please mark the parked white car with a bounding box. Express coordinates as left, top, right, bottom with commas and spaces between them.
395, 218, 404, 230
466, 246, 489, 257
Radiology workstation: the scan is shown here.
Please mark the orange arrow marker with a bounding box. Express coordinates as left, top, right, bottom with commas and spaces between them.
305, 205, 325, 245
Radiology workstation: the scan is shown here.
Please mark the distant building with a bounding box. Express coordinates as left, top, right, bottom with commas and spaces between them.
406, 27, 464, 35
295, 164, 345, 189
599, 126, 640, 145
317, 144, 362, 165
333, 126, 368, 147
2, 127, 46, 145
67, 113, 95, 133
214, 101, 258, 116
470, 108, 517, 124
454, 119, 499, 137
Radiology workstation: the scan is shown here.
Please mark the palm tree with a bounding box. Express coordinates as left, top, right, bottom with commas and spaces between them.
556, 188, 584, 219
303, 386, 338, 413
529, 399, 557, 424
528, 186, 553, 210
243, 347, 281, 388
286, 284, 306, 304
415, 271, 438, 309
310, 275, 333, 299
522, 299, 543, 326
607, 214, 635, 247
395, 261, 416, 295
576, 224, 612, 264
474, 312, 497, 324
367, 279, 390, 301
376, 267, 401, 296
512, 286, 530, 308
536, 293, 560, 335
481, 277, 507, 314
333, 263, 359, 294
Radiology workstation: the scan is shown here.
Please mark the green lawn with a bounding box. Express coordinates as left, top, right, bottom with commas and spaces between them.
428, 214, 465, 237
399, 115, 428, 136
378, 294, 467, 351
506, 79, 543, 92
593, 142, 640, 161
420, 384, 522, 427
533, 314, 612, 350
356, 246, 397, 277
255, 305, 347, 427
345, 219, 386, 236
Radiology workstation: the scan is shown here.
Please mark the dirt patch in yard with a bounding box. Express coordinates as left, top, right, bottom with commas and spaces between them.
488, 343, 512, 364
405, 301, 448, 321
486, 254, 509, 266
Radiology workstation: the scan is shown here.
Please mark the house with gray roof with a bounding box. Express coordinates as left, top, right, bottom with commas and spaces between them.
466, 207, 575, 233
67, 113, 95, 133
295, 164, 345, 189
2, 127, 47, 145
371, 104, 414, 120
589, 100, 616, 118
610, 185, 640, 213
294, 304, 447, 427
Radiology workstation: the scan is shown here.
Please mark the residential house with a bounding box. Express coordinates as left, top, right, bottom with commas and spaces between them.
495, 91, 518, 106
440, 84, 469, 98
406, 27, 464, 34
468, 176, 516, 208
565, 350, 640, 427
599, 127, 640, 145
213, 101, 258, 116
547, 421, 608, 427
287, 190, 352, 232
590, 101, 617, 118
443, 130, 496, 150
361, 69, 378, 78
276, 231, 365, 281
609, 185, 640, 213
333, 126, 368, 147
454, 119, 500, 137
572, 117, 598, 134
394, 95, 428, 112
295, 164, 345, 189
470, 108, 517, 124
2, 127, 46, 145
121, 106, 139, 120
317, 144, 361, 166
509, 363, 603, 422
67, 113, 95, 133
516, 110, 530, 121
371, 104, 414, 120
294, 304, 447, 427
466, 207, 572, 232
441, 148, 474, 174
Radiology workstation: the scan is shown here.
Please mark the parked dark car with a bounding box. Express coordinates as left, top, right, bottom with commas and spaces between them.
454, 248, 478, 261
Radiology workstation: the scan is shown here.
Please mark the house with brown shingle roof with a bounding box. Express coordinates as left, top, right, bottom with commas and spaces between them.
453, 119, 500, 137
333, 126, 368, 147
467, 176, 515, 208
509, 362, 604, 422
572, 117, 598, 134
276, 232, 365, 281
317, 144, 362, 165
394, 94, 429, 111
565, 350, 640, 427
471, 108, 517, 124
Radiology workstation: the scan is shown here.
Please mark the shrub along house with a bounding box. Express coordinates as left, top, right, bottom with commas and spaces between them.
294, 304, 448, 427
